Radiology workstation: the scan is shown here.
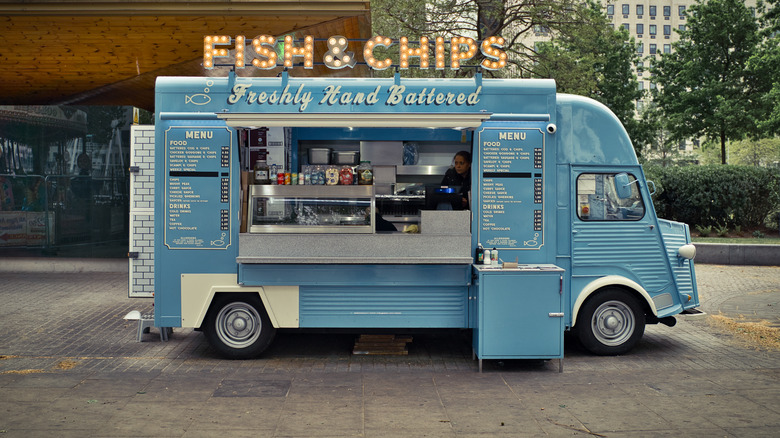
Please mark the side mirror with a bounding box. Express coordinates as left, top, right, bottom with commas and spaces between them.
614, 173, 633, 199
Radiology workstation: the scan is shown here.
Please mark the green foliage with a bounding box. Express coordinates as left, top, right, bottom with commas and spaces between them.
715, 224, 730, 237
645, 165, 780, 229
533, 1, 645, 155
753, 230, 766, 238
370, 0, 602, 78
695, 224, 713, 237
651, 0, 763, 164
747, 0, 780, 137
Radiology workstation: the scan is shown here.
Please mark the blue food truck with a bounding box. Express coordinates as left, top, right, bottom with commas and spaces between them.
147, 71, 699, 368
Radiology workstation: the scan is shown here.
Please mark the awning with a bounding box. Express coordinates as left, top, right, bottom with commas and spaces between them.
216, 112, 492, 129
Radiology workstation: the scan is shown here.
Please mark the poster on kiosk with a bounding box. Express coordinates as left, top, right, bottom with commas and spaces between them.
139, 31, 700, 370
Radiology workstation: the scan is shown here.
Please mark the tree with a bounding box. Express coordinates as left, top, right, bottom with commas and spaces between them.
371, 0, 587, 78
639, 102, 684, 167
750, 0, 780, 136
728, 138, 780, 167
533, 1, 646, 155
650, 0, 762, 165
371, 1, 646, 154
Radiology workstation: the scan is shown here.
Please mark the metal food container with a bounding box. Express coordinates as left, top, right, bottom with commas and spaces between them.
332, 151, 359, 165
308, 147, 332, 164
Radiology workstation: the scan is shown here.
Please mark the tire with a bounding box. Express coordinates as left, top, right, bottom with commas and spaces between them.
203, 293, 276, 359
576, 288, 645, 356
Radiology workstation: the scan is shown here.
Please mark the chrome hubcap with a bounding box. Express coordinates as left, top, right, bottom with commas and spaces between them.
215, 302, 262, 349
591, 300, 635, 346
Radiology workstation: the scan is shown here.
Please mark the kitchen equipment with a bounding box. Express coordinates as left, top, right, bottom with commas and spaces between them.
308, 147, 332, 164
332, 151, 359, 165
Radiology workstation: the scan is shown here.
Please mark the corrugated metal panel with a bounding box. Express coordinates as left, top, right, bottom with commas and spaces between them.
572, 222, 671, 292
659, 219, 696, 301
300, 286, 468, 328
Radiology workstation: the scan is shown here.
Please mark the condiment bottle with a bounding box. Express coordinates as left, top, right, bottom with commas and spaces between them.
482, 249, 491, 265
357, 161, 373, 185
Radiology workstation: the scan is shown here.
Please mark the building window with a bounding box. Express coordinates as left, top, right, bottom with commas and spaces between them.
622, 4, 630, 15
664, 25, 671, 37
649, 25, 657, 35
679, 5, 686, 16
636, 5, 644, 16
637, 43, 644, 54
649, 44, 657, 54
664, 6, 671, 18
636, 23, 644, 34
607, 4, 614, 15
663, 44, 671, 54
623, 23, 630, 31
679, 25, 686, 32
638, 81, 644, 91
649, 82, 657, 90
649, 5, 656, 17
534, 25, 550, 36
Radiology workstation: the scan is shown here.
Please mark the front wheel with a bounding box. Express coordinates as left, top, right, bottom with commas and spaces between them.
203, 293, 276, 359
576, 288, 645, 356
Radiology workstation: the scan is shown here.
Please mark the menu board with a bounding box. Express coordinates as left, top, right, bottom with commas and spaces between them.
164, 126, 232, 250
477, 127, 544, 250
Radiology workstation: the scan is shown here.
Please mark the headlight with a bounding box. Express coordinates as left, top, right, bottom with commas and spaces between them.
678, 244, 696, 260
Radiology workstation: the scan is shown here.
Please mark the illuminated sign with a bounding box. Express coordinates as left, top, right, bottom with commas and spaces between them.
204, 34, 507, 71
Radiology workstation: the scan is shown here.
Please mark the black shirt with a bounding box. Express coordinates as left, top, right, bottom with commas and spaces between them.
441, 168, 471, 209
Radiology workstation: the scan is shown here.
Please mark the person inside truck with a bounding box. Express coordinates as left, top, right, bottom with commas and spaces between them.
440, 150, 471, 209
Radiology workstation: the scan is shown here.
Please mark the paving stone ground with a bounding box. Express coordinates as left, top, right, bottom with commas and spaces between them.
0, 263, 778, 437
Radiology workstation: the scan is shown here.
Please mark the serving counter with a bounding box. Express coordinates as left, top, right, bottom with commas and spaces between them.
238, 209, 472, 264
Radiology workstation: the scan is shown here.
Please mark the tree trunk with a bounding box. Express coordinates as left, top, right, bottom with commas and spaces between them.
720, 130, 727, 165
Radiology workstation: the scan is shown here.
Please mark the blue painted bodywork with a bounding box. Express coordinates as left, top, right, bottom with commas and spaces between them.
153, 74, 699, 336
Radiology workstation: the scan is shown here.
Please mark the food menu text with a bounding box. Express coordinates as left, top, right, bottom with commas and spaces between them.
477, 127, 544, 250
164, 127, 232, 250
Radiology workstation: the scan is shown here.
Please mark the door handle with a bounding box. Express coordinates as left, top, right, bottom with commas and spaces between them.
549, 312, 564, 318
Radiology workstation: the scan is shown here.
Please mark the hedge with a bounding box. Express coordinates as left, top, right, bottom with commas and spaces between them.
644, 165, 780, 230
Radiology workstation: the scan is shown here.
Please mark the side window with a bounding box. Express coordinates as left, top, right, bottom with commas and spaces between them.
576, 173, 645, 221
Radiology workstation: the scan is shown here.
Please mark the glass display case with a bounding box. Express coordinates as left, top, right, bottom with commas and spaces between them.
248, 185, 374, 233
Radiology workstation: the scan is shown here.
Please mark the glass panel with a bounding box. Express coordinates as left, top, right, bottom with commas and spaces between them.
248, 185, 374, 233
577, 173, 645, 221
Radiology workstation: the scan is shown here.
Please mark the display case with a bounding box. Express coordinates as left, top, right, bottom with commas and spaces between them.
248, 185, 374, 234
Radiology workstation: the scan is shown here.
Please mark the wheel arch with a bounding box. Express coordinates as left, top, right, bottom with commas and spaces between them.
571, 275, 657, 328
180, 273, 287, 329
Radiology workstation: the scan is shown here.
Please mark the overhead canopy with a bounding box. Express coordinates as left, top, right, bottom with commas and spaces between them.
217, 112, 492, 129
0, 1, 371, 111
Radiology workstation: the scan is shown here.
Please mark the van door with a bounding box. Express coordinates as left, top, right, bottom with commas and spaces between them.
569, 168, 680, 353
570, 169, 675, 296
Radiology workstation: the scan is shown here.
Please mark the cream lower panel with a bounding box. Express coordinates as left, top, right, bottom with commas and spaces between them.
180, 273, 299, 328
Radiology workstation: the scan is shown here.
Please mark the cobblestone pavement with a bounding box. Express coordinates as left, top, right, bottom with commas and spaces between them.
0, 263, 778, 437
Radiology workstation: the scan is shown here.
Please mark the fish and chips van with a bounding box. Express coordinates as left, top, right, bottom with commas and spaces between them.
129, 34, 700, 371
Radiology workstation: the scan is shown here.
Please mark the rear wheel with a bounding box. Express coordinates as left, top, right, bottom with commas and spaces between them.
576, 288, 645, 355
203, 293, 276, 359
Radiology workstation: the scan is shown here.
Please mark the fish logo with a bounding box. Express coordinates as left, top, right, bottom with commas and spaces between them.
185, 94, 211, 105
